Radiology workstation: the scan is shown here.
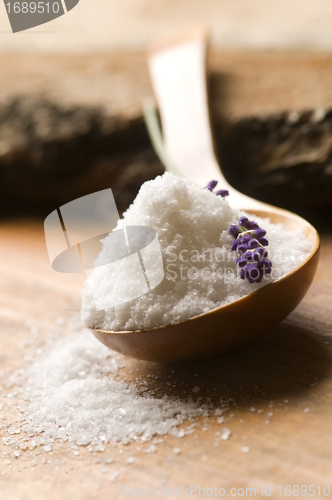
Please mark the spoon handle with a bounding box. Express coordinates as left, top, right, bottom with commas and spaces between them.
148, 28, 266, 210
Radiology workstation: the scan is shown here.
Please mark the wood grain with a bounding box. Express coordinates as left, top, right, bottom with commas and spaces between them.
1, 51, 332, 119
0, 220, 331, 499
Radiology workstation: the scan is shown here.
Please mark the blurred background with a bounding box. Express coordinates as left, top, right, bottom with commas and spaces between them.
1, 0, 332, 223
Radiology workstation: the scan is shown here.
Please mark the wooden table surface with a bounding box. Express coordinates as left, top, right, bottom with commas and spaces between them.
0, 219, 331, 499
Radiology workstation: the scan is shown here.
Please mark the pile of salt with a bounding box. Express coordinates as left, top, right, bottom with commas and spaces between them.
82, 173, 311, 331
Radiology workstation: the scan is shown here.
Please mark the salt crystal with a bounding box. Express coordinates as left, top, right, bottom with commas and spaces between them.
82, 173, 311, 331
173, 429, 186, 438
241, 446, 250, 453
109, 471, 119, 482
221, 428, 231, 441
126, 456, 135, 464
143, 445, 156, 454
173, 448, 181, 455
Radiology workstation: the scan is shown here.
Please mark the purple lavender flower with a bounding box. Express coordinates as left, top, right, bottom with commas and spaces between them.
216, 189, 229, 198
248, 239, 260, 249
204, 180, 218, 191
204, 180, 229, 197
243, 220, 259, 230
229, 225, 239, 238
238, 216, 249, 227
228, 216, 272, 284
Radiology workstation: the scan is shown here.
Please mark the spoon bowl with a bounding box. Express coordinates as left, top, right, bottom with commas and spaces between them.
91, 29, 320, 362
92, 208, 319, 362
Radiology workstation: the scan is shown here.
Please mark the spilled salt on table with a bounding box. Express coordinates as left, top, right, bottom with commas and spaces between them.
81, 172, 311, 331
3, 328, 215, 451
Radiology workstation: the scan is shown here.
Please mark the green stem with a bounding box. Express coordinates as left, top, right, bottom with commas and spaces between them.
143, 100, 183, 178
238, 229, 265, 250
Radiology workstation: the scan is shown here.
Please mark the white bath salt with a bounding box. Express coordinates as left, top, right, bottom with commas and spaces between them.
8, 330, 214, 449
81, 172, 311, 331
109, 471, 119, 482
221, 428, 231, 441
143, 444, 157, 454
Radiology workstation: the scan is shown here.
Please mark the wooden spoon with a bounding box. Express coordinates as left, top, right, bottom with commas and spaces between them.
91, 29, 320, 362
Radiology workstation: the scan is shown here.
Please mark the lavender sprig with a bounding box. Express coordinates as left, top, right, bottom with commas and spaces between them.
204, 180, 229, 198
228, 216, 272, 284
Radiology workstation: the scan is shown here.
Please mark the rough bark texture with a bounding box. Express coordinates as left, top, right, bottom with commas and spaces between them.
0, 97, 163, 216
215, 109, 332, 209
1, 52, 332, 216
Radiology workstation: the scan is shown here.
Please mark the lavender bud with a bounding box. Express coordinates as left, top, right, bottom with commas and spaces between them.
253, 228, 266, 239
245, 263, 261, 283
243, 250, 254, 262
248, 239, 260, 249
216, 189, 229, 198
237, 244, 248, 254
231, 238, 241, 251
244, 220, 260, 230
236, 257, 247, 268
204, 180, 218, 191
238, 216, 249, 226
228, 225, 239, 238
256, 247, 268, 258
241, 234, 252, 245
258, 237, 269, 247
